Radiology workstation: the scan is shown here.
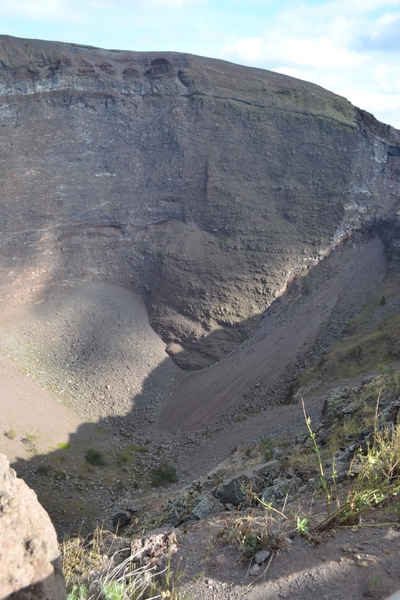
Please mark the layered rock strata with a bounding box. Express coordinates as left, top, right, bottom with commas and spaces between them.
0, 35, 399, 368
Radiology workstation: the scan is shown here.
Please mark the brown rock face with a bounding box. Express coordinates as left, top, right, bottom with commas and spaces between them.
0, 35, 399, 369
0, 453, 66, 599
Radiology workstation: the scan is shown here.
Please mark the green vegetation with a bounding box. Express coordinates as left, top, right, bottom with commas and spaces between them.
85, 449, 106, 467
63, 528, 184, 600
21, 432, 39, 454
221, 374, 400, 566
219, 512, 270, 560
150, 463, 179, 487
3, 428, 17, 440
259, 437, 274, 462
54, 469, 67, 480
57, 442, 71, 450
295, 279, 400, 395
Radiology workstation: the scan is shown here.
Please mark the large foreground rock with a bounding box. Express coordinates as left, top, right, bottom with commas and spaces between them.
0, 453, 66, 599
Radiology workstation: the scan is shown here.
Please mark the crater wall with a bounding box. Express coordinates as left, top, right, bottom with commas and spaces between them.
1, 35, 399, 368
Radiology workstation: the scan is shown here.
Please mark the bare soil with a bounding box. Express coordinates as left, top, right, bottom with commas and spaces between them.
176, 510, 400, 600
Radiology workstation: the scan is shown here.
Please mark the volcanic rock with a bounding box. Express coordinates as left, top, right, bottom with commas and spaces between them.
0, 35, 399, 369
0, 453, 66, 599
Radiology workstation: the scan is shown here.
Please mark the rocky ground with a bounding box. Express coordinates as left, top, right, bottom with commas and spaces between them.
1, 233, 400, 598
61, 381, 400, 600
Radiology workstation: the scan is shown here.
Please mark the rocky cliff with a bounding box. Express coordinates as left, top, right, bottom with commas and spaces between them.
0, 453, 65, 599
1, 35, 399, 369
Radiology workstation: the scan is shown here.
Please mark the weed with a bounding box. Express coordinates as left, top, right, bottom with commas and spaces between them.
259, 437, 274, 462
302, 398, 333, 515
313, 393, 400, 533
54, 469, 67, 480
365, 574, 382, 597
234, 415, 246, 423
378, 364, 400, 393
151, 463, 179, 487
116, 447, 136, 464
57, 442, 71, 450
95, 427, 108, 436
62, 528, 184, 600
220, 513, 270, 560
67, 584, 89, 600
295, 516, 308, 534
21, 432, 39, 454
85, 449, 106, 467
4, 428, 16, 440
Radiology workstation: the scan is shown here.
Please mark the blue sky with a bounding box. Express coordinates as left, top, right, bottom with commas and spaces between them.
1, 0, 400, 128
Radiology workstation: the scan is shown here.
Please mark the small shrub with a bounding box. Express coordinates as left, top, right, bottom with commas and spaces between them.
54, 469, 67, 480
380, 295, 386, 306
95, 427, 108, 436
21, 433, 39, 454
234, 415, 246, 423
259, 437, 274, 461
151, 463, 179, 487
4, 428, 16, 440
219, 513, 271, 560
117, 449, 133, 464
85, 448, 106, 467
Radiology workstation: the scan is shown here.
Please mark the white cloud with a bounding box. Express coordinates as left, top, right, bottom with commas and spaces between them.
220, 1, 400, 128
1, 0, 400, 127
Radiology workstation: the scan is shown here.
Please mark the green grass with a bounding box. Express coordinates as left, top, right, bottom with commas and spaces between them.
116, 445, 138, 464
63, 527, 184, 600
57, 442, 71, 450
294, 278, 400, 395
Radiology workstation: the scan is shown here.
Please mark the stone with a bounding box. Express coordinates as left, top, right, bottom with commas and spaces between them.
249, 563, 261, 576
111, 511, 132, 531
0, 453, 66, 599
254, 550, 271, 564
215, 477, 247, 507
191, 494, 224, 520
215, 460, 281, 507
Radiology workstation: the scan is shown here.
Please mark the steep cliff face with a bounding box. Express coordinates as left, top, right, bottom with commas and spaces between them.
0, 35, 399, 369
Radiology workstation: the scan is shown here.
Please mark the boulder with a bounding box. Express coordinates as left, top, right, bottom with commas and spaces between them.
0, 453, 66, 599
215, 460, 281, 507
192, 494, 224, 520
